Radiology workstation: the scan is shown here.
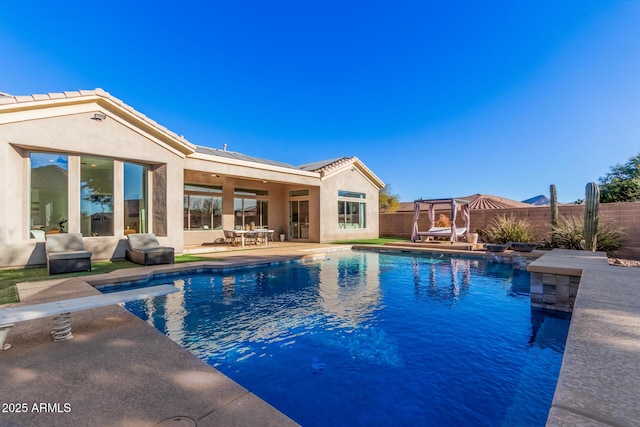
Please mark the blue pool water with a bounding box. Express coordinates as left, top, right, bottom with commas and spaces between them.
101, 250, 570, 426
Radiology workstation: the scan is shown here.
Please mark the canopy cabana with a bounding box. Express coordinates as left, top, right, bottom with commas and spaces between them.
411, 198, 470, 243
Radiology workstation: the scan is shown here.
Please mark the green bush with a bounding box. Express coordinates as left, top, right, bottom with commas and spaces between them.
551, 215, 625, 252
484, 215, 535, 244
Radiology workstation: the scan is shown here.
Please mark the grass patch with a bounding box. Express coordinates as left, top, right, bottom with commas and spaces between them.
175, 254, 221, 263
0, 254, 220, 306
330, 237, 410, 245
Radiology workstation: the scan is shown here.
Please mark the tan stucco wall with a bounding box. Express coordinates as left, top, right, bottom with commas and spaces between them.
319, 167, 380, 242
0, 106, 185, 267
0, 96, 383, 266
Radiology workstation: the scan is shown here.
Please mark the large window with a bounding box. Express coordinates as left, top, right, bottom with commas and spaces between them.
124, 162, 148, 234
80, 157, 114, 236
338, 190, 366, 229
29, 153, 68, 238
234, 188, 268, 229
28, 152, 152, 238
184, 184, 222, 230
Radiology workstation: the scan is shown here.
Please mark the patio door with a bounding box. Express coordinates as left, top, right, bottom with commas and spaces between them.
289, 200, 309, 240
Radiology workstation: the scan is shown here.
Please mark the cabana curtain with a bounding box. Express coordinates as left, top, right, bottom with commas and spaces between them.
461, 204, 470, 236
411, 203, 420, 242
428, 204, 435, 229
450, 200, 458, 242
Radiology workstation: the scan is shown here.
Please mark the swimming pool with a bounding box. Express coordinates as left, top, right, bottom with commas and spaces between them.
101, 250, 570, 426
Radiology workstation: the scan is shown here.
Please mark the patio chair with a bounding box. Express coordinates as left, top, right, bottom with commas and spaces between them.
126, 233, 174, 265
45, 233, 92, 275
223, 230, 239, 246
257, 230, 269, 246
245, 231, 258, 246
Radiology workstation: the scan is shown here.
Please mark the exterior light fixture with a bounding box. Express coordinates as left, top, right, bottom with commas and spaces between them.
92, 112, 107, 121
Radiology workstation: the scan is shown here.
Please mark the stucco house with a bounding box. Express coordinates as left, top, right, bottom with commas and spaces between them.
0, 89, 384, 268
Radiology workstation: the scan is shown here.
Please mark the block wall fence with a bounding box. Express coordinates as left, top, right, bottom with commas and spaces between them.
379, 201, 640, 259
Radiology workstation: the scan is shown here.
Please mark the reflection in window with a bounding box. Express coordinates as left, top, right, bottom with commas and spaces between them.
30, 153, 68, 237
184, 184, 222, 230
338, 201, 366, 229
338, 189, 367, 229
80, 157, 114, 236
289, 189, 309, 197
338, 190, 366, 199
234, 188, 268, 229
124, 162, 147, 234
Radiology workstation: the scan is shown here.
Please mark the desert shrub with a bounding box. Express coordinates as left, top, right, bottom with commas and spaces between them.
484, 215, 535, 244
551, 215, 625, 252
434, 214, 451, 227
550, 216, 583, 249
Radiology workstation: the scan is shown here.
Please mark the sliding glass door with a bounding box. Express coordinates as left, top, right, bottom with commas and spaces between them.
289, 200, 309, 240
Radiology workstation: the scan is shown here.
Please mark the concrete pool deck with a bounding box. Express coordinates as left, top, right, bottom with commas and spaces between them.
529, 249, 640, 427
1, 244, 639, 426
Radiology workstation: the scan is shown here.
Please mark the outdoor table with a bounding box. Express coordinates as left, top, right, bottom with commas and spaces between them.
233, 229, 274, 247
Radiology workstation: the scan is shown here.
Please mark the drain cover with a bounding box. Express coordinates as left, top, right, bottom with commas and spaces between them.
155, 416, 197, 427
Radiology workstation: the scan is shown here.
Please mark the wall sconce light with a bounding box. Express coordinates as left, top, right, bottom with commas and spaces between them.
92, 112, 107, 121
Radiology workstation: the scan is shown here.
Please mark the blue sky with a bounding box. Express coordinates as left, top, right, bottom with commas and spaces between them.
2, 1, 639, 203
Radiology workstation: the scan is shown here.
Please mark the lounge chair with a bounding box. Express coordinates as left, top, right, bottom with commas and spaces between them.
417, 227, 467, 242
126, 233, 174, 265
45, 233, 92, 274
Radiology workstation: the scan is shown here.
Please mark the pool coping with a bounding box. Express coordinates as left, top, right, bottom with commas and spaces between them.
528, 249, 640, 426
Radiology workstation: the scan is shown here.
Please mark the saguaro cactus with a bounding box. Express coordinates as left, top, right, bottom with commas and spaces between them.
584, 182, 600, 251
550, 184, 558, 246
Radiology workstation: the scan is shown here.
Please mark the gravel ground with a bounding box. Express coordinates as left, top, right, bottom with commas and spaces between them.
608, 257, 640, 268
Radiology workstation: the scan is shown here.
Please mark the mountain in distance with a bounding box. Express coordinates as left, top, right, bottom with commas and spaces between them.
522, 195, 550, 206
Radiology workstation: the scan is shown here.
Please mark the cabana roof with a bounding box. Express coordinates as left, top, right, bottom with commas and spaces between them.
414, 198, 470, 205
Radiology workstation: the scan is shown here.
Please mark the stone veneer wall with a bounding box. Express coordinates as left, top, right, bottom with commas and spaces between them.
529, 272, 580, 313
152, 164, 167, 237
485, 252, 531, 271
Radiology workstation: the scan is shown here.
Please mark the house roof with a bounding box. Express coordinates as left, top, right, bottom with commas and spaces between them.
299, 156, 385, 189
299, 157, 353, 173
0, 88, 197, 156
462, 194, 532, 209
195, 146, 300, 171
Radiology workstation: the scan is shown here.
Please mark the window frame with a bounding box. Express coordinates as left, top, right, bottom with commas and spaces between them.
183, 183, 223, 231
338, 190, 367, 229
